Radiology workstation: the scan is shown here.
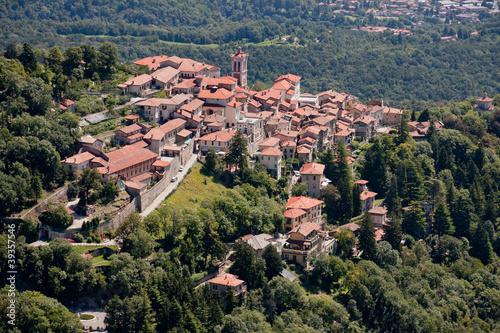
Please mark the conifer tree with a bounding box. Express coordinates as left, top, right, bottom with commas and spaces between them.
395, 117, 411, 145
262, 244, 283, 280
405, 159, 424, 203
352, 183, 362, 217
19, 43, 38, 73
471, 221, 494, 264
384, 174, 402, 217
403, 201, 426, 237
383, 215, 402, 251
335, 142, 353, 222
225, 130, 248, 173
432, 200, 454, 236
358, 213, 377, 260
451, 189, 474, 238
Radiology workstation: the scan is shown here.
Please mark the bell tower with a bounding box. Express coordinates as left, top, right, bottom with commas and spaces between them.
231, 47, 248, 90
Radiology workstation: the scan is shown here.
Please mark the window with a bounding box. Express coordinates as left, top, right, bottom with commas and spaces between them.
313, 176, 316, 180
261, 156, 264, 160
268, 157, 270, 161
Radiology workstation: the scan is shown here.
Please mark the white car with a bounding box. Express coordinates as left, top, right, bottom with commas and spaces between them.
171, 176, 178, 182
294, 171, 300, 177
179, 166, 183, 172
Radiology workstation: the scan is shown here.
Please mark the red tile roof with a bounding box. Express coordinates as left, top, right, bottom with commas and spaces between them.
125, 115, 140, 120
260, 147, 283, 157
198, 129, 237, 143
300, 163, 325, 175
259, 137, 280, 147
286, 196, 324, 210
360, 190, 377, 201
209, 273, 245, 287
133, 55, 169, 70
198, 88, 234, 100
117, 123, 142, 134
284, 208, 307, 219
152, 160, 171, 167
62, 152, 96, 164
276, 74, 301, 83
289, 222, 321, 236
151, 66, 180, 83
97, 144, 158, 175
369, 206, 387, 215
159, 118, 186, 134
120, 74, 152, 87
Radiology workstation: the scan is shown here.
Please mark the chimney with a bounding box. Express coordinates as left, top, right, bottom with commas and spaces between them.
134, 72, 138, 77
237, 46, 242, 54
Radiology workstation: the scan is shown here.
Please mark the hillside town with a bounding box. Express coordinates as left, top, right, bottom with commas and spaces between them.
55, 46, 500, 274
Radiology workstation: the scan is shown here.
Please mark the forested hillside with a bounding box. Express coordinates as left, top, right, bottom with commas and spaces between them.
1, 0, 499, 105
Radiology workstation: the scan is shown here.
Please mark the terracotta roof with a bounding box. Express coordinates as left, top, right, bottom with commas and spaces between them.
259, 137, 280, 147
131, 172, 153, 183
177, 58, 206, 73
180, 99, 204, 112
227, 99, 243, 108
368, 206, 387, 215
173, 79, 196, 89
59, 98, 75, 106
62, 152, 96, 164
280, 141, 296, 147
151, 66, 180, 83
209, 273, 245, 287
300, 163, 325, 175
117, 123, 142, 134
177, 129, 193, 137
143, 127, 164, 141
133, 55, 169, 70
121, 74, 152, 87
260, 147, 283, 157
97, 144, 158, 175
286, 196, 324, 210
152, 160, 171, 167
272, 80, 293, 91
284, 208, 307, 219
289, 222, 321, 237
159, 118, 186, 134
198, 88, 234, 100
355, 180, 369, 185
124, 115, 140, 120
354, 116, 376, 125
276, 74, 301, 83
208, 76, 237, 86
296, 146, 311, 154
360, 190, 377, 201
248, 99, 262, 108
275, 130, 299, 138
79, 136, 100, 144
383, 107, 403, 115
198, 129, 237, 143
332, 222, 360, 234
254, 89, 283, 102
124, 180, 148, 190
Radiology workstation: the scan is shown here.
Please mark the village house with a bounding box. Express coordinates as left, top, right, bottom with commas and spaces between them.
197, 129, 237, 155
198, 87, 235, 116
150, 66, 180, 93
474, 93, 495, 114
407, 121, 443, 141
114, 123, 150, 145
382, 107, 403, 127
360, 188, 377, 213
368, 206, 388, 228
280, 140, 297, 160
253, 89, 283, 110
142, 118, 187, 155
62, 152, 96, 173
284, 208, 308, 232
135, 94, 192, 122
258, 147, 283, 179
299, 163, 326, 198
202, 114, 227, 134
286, 196, 324, 226
226, 99, 242, 128
353, 116, 376, 140
239, 234, 282, 258
59, 98, 75, 112
296, 145, 313, 163
237, 115, 263, 147
282, 222, 335, 267
258, 137, 280, 151
335, 125, 355, 146
118, 73, 153, 96
208, 273, 246, 297
79, 136, 104, 150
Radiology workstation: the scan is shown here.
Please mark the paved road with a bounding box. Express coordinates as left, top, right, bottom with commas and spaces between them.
68, 308, 107, 331
140, 154, 199, 218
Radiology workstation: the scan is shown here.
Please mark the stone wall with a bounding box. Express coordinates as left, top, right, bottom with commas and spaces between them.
137, 156, 180, 212
22, 185, 69, 219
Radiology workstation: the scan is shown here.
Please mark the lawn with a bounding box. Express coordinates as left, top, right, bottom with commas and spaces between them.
72, 245, 118, 255
160, 162, 228, 212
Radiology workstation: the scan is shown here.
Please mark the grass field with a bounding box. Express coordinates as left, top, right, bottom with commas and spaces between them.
159, 162, 228, 212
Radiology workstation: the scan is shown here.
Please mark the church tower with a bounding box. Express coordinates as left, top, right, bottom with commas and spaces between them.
231, 47, 248, 90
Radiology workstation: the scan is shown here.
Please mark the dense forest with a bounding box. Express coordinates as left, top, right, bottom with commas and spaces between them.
1, 0, 499, 104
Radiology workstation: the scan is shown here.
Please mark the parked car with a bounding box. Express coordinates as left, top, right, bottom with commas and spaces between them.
294, 171, 300, 177
67, 238, 75, 243
171, 176, 178, 182
179, 166, 183, 172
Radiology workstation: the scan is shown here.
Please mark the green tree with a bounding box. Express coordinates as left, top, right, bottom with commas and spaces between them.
38, 202, 73, 229
335, 142, 353, 222
395, 117, 411, 145
225, 130, 248, 173
201, 220, 226, 267
417, 108, 430, 122
291, 182, 308, 197
47, 46, 64, 72
101, 180, 120, 201
5, 43, 18, 59
471, 221, 494, 264
352, 183, 362, 217
402, 201, 426, 237
432, 200, 454, 236
336, 229, 355, 257
63, 46, 83, 75
383, 216, 402, 251
319, 184, 340, 220
30, 172, 43, 200
262, 244, 283, 280
229, 241, 258, 288
19, 43, 38, 73
99, 42, 119, 73
121, 229, 157, 258
114, 212, 143, 239
384, 174, 402, 217
204, 147, 219, 174
77, 167, 102, 202
451, 189, 474, 238
358, 213, 377, 260
105, 294, 156, 333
